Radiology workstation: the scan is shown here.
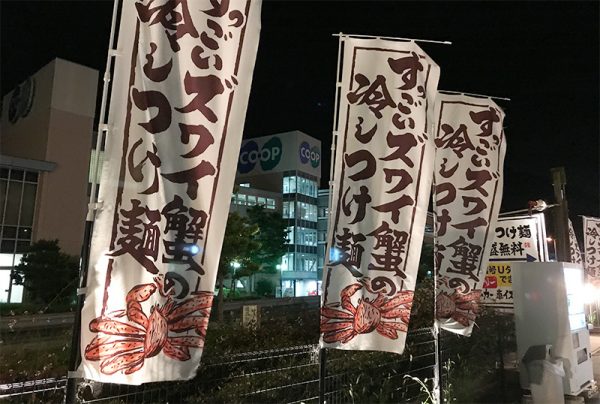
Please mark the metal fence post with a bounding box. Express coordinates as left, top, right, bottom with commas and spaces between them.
319, 347, 327, 404
64, 220, 93, 404
497, 320, 506, 402
434, 326, 443, 404
64, 1, 121, 401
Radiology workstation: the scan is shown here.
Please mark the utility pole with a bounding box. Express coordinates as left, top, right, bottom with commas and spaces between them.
551, 167, 570, 262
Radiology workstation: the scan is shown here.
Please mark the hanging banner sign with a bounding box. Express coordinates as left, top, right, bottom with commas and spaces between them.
481, 214, 548, 308
569, 219, 583, 265
583, 216, 600, 281
320, 37, 440, 355
80, 0, 262, 384
432, 93, 506, 336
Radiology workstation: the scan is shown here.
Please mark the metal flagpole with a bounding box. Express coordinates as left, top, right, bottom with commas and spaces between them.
326, 33, 344, 249
431, 187, 442, 404
64, 0, 121, 402
432, 93, 510, 403
437, 89, 511, 101
320, 32, 345, 404
332, 33, 452, 45
433, 323, 442, 404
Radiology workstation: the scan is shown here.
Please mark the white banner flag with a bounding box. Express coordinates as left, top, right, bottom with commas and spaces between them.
569, 219, 583, 264
432, 93, 506, 336
584, 216, 600, 281
320, 37, 440, 355
80, 0, 261, 384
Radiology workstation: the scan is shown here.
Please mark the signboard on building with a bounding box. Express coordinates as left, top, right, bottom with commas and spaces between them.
237, 130, 321, 178
481, 214, 548, 308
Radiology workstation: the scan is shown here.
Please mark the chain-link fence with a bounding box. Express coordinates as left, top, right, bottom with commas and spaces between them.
1, 312, 71, 402
1, 303, 519, 403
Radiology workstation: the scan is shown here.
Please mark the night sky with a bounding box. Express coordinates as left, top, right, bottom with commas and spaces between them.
1, 1, 598, 228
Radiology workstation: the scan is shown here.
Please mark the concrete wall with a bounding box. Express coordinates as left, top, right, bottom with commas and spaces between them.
1, 58, 99, 256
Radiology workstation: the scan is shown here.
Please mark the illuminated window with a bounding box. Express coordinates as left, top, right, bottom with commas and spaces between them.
282, 253, 294, 271
297, 202, 317, 222
283, 201, 295, 219
296, 227, 317, 246
283, 176, 297, 194
286, 226, 295, 244
1, 168, 38, 254
297, 176, 318, 197
297, 253, 317, 272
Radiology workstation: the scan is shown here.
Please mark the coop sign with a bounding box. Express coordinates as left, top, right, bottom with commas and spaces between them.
238, 136, 283, 173
299, 141, 321, 168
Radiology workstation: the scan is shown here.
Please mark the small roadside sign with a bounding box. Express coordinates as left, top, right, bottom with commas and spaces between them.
481, 214, 549, 308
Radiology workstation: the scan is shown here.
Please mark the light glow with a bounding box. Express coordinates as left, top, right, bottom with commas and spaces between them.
583, 282, 600, 304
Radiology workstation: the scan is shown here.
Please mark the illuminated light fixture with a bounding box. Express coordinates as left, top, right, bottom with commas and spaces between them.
180, 243, 201, 256
529, 199, 548, 212
329, 247, 342, 262
583, 283, 600, 304
231, 261, 241, 269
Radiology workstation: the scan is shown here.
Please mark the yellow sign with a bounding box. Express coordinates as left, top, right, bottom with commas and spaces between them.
483, 263, 512, 287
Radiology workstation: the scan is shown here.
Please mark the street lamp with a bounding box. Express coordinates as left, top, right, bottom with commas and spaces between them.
230, 261, 241, 293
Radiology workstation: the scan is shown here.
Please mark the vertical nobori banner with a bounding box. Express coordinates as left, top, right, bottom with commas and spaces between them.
583, 216, 600, 280
569, 219, 583, 264
80, 0, 262, 384
320, 37, 440, 354
432, 93, 506, 335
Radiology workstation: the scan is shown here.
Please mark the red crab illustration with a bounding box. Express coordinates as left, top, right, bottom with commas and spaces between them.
84, 279, 213, 375
436, 290, 481, 327
321, 278, 413, 343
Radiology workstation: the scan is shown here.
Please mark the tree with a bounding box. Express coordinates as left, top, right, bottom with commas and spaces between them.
13, 239, 79, 309
246, 205, 289, 274
214, 206, 288, 320
216, 212, 260, 321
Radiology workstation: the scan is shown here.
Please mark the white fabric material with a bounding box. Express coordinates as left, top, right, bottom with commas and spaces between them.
432, 93, 506, 336
320, 37, 440, 355
583, 216, 600, 280
80, 0, 262, 384
568, 219, 583, 264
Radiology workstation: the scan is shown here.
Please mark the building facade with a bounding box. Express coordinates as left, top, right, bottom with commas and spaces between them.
0, 58, 98, 302
235, 130, 322, 297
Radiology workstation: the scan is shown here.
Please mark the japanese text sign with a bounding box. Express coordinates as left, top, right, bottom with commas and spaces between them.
320, 37, 440, 355
584, 216, 600, 280
481, 214, 548, 308
569, 219, 583, 265
432, 93, 506, 335
80, 0, 262, 384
